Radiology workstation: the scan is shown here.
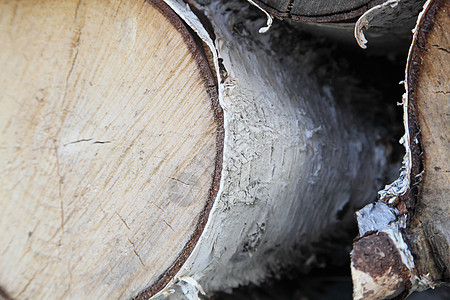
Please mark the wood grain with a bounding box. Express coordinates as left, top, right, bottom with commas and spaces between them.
251, 0, 386, 22
406, 0, 450, 283
0, 0, 220, 299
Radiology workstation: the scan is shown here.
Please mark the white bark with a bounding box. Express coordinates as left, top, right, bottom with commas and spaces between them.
0, 0, 401, 298
351, 1, 447, 298
354, 0, 425, 49
148, 1, 390, 298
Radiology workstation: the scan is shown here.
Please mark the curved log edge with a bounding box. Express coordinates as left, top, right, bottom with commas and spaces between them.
354, 0, 425, 49
351, 0, 449, 298
125, 1, 226, 299
404, 0, 449, 285
248, 0, 386, 23
149, 0, 395, 299
134, 0, 224, 299
0, 0, 223, 299
249, 0, 425, 53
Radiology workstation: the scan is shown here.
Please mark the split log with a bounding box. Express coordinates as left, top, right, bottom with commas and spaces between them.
351, 0, 449, 299
0, 0, 397, 299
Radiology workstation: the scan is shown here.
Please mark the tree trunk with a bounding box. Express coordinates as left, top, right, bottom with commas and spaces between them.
0, 0, 407, 299
351, 0, 449, 299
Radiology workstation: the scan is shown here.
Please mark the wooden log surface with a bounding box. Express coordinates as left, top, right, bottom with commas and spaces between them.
246, 0, 426, 51
351, 0, 449, 298
405, 0, 449, 285
0, 0, 413, 299
147, 0, 394, 298
0, 0, 222, 299
250, 0, 386, 22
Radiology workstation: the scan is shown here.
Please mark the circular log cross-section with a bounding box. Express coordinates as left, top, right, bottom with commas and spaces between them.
0, 0, 222, 299
351, 0, 449, 298
252, 0, 386, 22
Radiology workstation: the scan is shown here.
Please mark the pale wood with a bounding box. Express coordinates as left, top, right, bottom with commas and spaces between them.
0, 0, 219, 299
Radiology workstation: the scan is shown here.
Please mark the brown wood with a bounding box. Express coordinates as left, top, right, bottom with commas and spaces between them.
351, 0, 449, 298
0, 0, 222, 299
352, 232, 411, 299
406, 0, 450, 284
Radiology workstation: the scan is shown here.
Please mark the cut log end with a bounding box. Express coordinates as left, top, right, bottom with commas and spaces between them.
0, 0, 222, 299
352, 0, 449, 298
406, 0, 450, 283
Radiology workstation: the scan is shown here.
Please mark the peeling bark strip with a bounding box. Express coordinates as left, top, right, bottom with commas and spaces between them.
148, 0, 392, 299
0, 1, 423, 300
352, 0, 449, 298
250, 0, 387, 22
249, 0, 426, 53
353, 0, 426, 49
352, 232, 410, 300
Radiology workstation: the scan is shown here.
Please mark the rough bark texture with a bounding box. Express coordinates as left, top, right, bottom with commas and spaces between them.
351, 0, 449, 299
248, 0, 425, 52
144, 0, 394, 299
251, 0, 386, 22
405, 0, 450, 285
0, 0, 426, 299
0, 0, 222, 298
352, 232, 411, 299
351, 203, 414, 300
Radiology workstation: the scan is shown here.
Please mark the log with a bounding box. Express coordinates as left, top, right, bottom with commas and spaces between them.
0, 0, 396, 299
406, 0, 449, 284
249, 0, 386, 23
351, 0, 449, 298
249, 0, 426, 51
0, 0, 221, 299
